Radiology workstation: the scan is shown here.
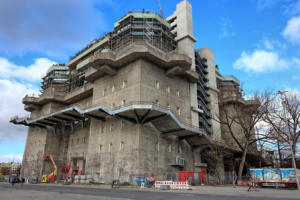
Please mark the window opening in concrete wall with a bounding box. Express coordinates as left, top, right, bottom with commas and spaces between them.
120, 142, 124, 151
71, 139, 73, 145
156, 100, 159, 105
77, 138, 79, 144
38, 140, 40, 147
101, 126, 104, 133
103, 89, 107, 96
156, 142, 160, 152
166, 86, 170, 93
167, 104, 170, 110
176, 90, 180, 97
121, 121, 125, 129
167, 144, 171, 152
108, 143, 112, 152
177, 107, 180, 115
112, 85, 116, 93
178, 146, 182, 154
122, 100, 126, 106
111, 103, 115, 109
110, 123, 114, 131
123, 81, 127, 89
155, 81, 159, 89
99, 145, 102, 153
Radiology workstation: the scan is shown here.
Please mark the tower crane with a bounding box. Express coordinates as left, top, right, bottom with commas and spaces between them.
157, 0, 164, 18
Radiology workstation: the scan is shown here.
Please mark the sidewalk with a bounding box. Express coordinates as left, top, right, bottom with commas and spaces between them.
0, 182, 299, 199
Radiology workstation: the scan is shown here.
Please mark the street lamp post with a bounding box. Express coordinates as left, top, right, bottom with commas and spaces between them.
276, 90, 299, 190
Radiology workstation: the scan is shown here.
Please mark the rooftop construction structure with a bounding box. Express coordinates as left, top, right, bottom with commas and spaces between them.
10, 0, 261, 183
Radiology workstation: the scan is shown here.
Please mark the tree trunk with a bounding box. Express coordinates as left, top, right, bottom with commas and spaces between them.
259, 149, 262, 168
238, 145, 248, 180
277, 142, 282, 168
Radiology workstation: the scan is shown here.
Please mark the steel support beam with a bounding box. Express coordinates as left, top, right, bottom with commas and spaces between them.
143, 114, 168, 124
140, 109, 152, 124
132, 109, 140, 124
62, 112, 83, 119
114, 114, 137, 124
52, 116, 69, 121
36, 121, 53, 126
85, 114, 105, 122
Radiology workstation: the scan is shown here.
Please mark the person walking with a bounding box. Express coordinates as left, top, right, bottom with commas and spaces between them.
22, 177, 25, 186
11, 177, 16, 186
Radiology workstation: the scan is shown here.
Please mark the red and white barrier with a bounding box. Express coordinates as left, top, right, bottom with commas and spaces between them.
154, 181, 191, 190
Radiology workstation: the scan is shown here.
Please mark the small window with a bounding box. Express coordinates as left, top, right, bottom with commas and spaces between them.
103, 89, 107, 96
111, 103, 115, 109
166, 86, 170, 93
77, 138, 79, 144
99, 145, 102, 153
156, 100, 159, 105
71, 139, 73, 145
120, 142, 124, 151
110, 123, 114, 131
167, 144, 171, 152
155, 81, 159, 89
108, 143, 112, 152
112, 85, 116, 93
176, 90, 180, 98
122, 100, 126, 106
123, 81, 127, 89
167, 104, 170, 110
121, 121, 125, 129
177, 107, 180, 116
178, 146, 182, 154
156, 142, 160, 152
101, 126, 104, 133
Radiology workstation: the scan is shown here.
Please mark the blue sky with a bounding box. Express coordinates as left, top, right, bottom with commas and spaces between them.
0, 0, 300, 162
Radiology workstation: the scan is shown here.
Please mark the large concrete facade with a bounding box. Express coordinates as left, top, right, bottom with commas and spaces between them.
11, 0, 259, 182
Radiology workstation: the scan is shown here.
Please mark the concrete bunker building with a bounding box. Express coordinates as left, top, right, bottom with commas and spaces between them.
10, 0, 259, 182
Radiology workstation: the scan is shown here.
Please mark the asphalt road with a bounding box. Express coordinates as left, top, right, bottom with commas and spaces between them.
0, 183, 297, 200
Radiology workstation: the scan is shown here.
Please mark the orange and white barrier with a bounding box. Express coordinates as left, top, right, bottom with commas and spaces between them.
154, 181, 191, 190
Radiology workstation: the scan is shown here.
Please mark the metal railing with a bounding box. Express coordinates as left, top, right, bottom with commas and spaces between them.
199, 116, 212, 134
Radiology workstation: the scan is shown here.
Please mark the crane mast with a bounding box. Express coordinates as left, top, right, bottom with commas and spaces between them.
157, 0, 164, 18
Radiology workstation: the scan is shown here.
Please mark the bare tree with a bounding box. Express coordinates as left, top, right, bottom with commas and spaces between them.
264, 92, 300, 160
213, 82, 273, 178
201, 141, 232, 182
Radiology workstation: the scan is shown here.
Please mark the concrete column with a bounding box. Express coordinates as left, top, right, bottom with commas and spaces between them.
175, 0, 198, 126
197, 47, 221, 139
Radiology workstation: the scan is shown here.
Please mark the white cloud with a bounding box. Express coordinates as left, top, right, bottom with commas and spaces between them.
0, 57, 56, 143
233, 50, 288, 73
0, 58, 56, 83
292, 58, 300, 68
293, 76, 298, 80
219, 17, 235, 39
282, 0, 300, 16
257, 38, 287, 51
0, 0, 119, 58
0, 154, 23, 163
0, 80, 39, 143
252, 0, 276, 10
282, 15, 300, 45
